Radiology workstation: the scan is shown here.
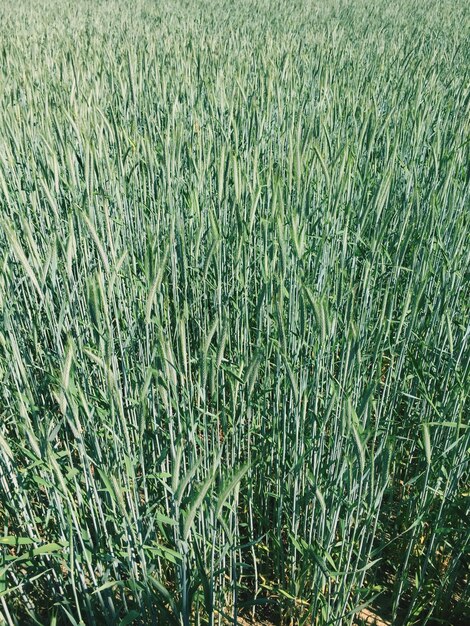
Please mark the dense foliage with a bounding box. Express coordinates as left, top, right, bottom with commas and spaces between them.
0, 1, 469, 624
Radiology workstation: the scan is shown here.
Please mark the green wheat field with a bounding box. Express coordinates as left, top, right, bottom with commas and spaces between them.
0, 1, 469, 625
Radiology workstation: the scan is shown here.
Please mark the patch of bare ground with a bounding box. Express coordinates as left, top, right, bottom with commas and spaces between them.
230, 606, 391, 625
354, 607, 392, 626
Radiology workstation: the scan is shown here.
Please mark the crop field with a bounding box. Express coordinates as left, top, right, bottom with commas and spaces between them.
0, 0, 469, 624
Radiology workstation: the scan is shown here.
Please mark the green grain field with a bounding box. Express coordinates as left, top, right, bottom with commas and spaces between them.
0, 1, 469, 624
